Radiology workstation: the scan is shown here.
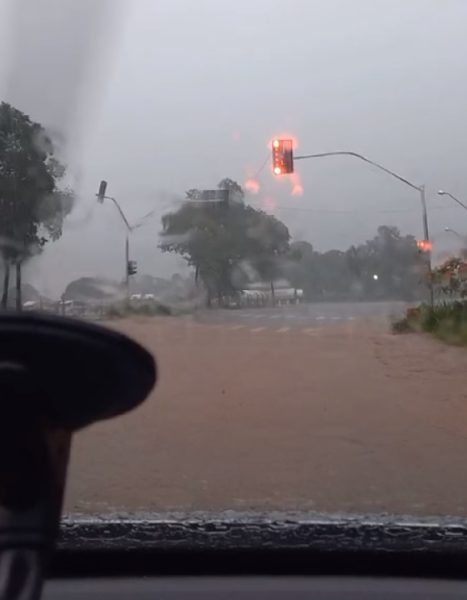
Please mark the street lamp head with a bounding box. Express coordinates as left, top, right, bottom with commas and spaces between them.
96, 180, 107, 203
438, 190, 445, 196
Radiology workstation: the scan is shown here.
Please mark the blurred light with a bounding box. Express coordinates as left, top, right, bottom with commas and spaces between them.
274, 166, 282, 175
291, 183, 303, 196
416, 239, 433, 252
262, 196, 277, 212
290, 172, 304, 196
372, 274, 378, 280
273, 139, 280, 148
244, 178, 260, 194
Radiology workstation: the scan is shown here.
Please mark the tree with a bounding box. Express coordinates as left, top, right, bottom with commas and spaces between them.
282, 241, 318, 299
63, 277, 123, 303
286, 226, 425, 302
160, 179, 290, 305
0, 102, 74, 309
248, 212, 290, 302
217, 177, 245, 203
350, 226, 423, 300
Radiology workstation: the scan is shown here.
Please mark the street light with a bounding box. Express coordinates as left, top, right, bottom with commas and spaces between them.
438, 189, 467, 211
291, 150, 433, 305
444, 227, 465, 240
95, 182, 157, 297
95, 181, 132, 297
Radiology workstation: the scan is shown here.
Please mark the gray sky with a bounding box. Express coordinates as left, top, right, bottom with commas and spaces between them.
1, 0, 467, 297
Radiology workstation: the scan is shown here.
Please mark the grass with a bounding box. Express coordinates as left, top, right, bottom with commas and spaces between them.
392, 301, 467, 345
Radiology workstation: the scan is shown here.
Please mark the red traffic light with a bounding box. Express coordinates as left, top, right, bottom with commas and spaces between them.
272, 139, 294, 175
417, 239, 432, 252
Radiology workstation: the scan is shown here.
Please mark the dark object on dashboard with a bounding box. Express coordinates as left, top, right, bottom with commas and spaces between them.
0, 312, 156, 429
0, 312, 157, 600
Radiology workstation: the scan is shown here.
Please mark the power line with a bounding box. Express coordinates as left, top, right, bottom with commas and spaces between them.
250, 152, 270, 181
247, 201, 458, 214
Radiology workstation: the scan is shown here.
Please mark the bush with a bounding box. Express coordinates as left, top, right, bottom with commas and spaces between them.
391, 317, 412, 333
392, 305, 423, 334
131, 302, 172, 316
394, 301, 467, 345
419, 304, 439, 332
100, 300, 173, 319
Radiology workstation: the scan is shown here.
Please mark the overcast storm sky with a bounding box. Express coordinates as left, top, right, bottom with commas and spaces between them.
1, 0, 467, 297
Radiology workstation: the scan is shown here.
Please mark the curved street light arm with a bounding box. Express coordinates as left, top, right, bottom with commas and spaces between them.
293, 149, 432, 305
103, 195, 132, 231
445, 192, 467, 212
294, 151, 421, 192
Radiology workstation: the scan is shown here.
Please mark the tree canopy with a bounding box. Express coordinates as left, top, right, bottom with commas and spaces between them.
63, 277, 123, 303
160, 179, 426, 304
284, 226, 425, 301
0, 101, 74, 307
159, 179, 290, 304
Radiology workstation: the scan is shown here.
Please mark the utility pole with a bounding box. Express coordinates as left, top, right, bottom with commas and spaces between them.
287, 149, 433, 306
96, 181, 145, 301
419, 185, 433, 306
125, 234, 130, 298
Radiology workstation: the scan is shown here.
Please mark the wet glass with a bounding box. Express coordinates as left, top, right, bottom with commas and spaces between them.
0, 0, 467, 521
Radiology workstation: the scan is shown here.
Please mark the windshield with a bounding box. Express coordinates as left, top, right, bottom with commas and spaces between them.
1, 0, 467, 522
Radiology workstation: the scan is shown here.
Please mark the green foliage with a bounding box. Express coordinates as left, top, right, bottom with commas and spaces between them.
0, 101, 74, 308
161, 177, 425, 304
432, 258, 467, 299
391, 316, 412, 333
286, 226, 425, 301
0, 102, 74, 259
160, 179, 290, 303
64, 277, 122, 302
393, 302, 467, 345
102, 301, 173, 319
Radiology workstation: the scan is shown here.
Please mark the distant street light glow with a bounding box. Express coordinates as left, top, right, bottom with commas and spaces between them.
373, 274, 379, 281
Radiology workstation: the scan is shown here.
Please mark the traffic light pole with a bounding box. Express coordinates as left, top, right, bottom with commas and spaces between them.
97, 182, 161, 301
294, 150, 433, 306
106, 196, 132, 300
125, 233, 130, 298
96, 187, 133, 299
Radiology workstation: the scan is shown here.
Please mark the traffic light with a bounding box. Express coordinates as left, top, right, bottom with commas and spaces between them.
417, 239, 432, 252
96, 180, 107, 203
272, 139, 294, 175
127, 260, 137, 276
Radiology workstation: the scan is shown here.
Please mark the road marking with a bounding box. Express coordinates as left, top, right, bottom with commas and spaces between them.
276, 327, 290, 333
230, 325, 245, 330
316, 316, 326, 320
303, 327, 319, 335
250, 327, 266, 333
331, 316, 342, 321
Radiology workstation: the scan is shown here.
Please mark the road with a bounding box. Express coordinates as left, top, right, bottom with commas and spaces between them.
195, 301, 408, 327
65, 303, 467, 518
